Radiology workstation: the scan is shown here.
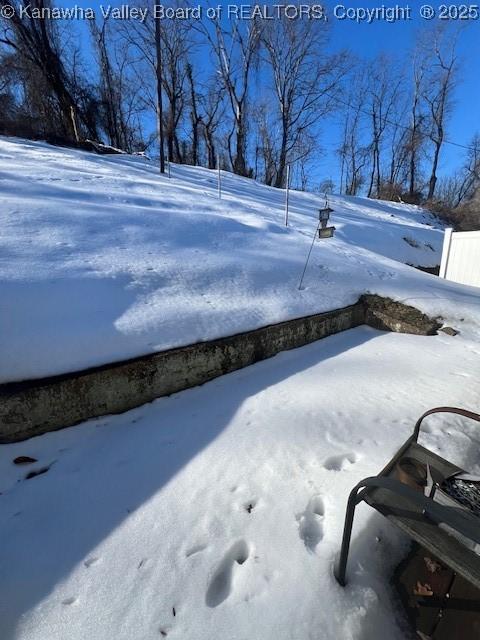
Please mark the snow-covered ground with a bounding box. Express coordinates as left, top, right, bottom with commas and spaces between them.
2, 136, 479, 384
1, 325, 479, 640
1, 136, 480, 640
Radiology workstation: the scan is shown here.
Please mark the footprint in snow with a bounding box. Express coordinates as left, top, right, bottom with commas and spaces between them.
84, 557, 99, 568
159, 627, 171, 636
323, 452, 358, 471
205, 540, 249, 607
297, 495, 325, 552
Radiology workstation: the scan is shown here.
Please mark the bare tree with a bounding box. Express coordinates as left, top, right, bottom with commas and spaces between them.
262, 16, 347, 187
406, 48, 429, 200
89, 17, 145, 151
422, 27, 459, 201
438, 133, 480, 210
118, 0, 195, 169
456, 133, 480, 206
383, 97, 411, 198
435, 136, 480, 230
338, 69, 369, 196
365, 55, 403, 198
198, 16, 261, 176
186, 62, 201, 165
0, 50, 20, 134
0, 0, 83, 140
158, 14, 191, 163
200, 77, 224, 169
254, 102, 278, 185
118, 3, 170, 170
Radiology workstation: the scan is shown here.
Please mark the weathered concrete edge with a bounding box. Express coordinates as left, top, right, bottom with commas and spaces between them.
360, 294, 442, 336
0, 302, 365, 443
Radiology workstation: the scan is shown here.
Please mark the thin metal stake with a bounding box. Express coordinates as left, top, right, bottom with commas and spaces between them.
217, 154, 221, 199
298, 219, 321, 290
284, 164, 290, 226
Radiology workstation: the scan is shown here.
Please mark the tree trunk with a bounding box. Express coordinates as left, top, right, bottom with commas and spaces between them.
375, 145, 381, 196
154, 15, 165, 174
409, 126, 416, 197
367, 150, 376, 198
274, 125, 288, 189
427, 139, 442, 200
186, 64, 199, 166
233, 116, 248, 176
205, 129, 216, 169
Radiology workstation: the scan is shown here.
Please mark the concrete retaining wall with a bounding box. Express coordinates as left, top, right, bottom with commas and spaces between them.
361, 295, 441, 336
0, 302, 366, 443
0, 296, 442, 443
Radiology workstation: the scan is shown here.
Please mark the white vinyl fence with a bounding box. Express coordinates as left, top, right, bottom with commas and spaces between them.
439, 228, 480, 288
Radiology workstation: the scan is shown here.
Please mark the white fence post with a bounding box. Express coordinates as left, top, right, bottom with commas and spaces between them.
439, 228, 453, 279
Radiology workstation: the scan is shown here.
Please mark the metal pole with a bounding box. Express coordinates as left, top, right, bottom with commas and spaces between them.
298, 220, 321, 290
284, 164, 290, 226
218, 154, 221, 199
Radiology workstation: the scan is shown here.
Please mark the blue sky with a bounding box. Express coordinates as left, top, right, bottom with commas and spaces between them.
58, 1, 480, 187
322, 6, 480, 183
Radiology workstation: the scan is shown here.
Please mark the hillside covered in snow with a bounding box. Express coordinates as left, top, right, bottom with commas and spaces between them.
0, 136, 478, 385
1, 137, 480, 640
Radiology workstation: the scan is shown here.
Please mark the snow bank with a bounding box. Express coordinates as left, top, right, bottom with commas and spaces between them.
2, 136, 479, 383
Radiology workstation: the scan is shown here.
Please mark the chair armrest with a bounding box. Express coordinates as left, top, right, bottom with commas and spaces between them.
413, 407, 480, 442
354, 476, 480, 545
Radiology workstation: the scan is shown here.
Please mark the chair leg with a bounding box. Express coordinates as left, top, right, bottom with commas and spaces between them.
334, 491, 358, 586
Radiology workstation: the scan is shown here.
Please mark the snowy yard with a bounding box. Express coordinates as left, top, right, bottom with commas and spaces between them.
2, 136, 475, 384
1, 137, 480, 639
1, 325, 480, 639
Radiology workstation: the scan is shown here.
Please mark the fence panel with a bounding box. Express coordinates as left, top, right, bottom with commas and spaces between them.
439, 228, 480, 288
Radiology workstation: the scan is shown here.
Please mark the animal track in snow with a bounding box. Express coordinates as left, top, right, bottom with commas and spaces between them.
62, 597, 77, 606
323, 452, 358, 471
243, 499, 257, 514
367, 269, 395, 281
185, 544, 207, 558
205, 540, 249, 608
297, 495, 325, 552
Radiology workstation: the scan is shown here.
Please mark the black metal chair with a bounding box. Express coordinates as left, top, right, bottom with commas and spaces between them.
334, 407, 480, 589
